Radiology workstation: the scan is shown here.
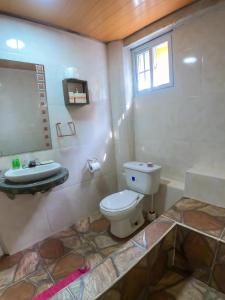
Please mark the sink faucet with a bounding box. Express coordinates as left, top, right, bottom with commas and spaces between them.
22, 159, 40, 168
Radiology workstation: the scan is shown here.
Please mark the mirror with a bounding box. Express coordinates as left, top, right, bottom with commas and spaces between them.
0, 59, 52, 156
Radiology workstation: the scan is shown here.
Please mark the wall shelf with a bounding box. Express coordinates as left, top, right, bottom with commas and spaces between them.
63, 78, 89, 105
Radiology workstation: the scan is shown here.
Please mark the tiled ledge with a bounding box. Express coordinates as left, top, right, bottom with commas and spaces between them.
51, 197, 225, 299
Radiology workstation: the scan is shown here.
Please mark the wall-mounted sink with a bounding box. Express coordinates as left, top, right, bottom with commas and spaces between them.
4, 162, 62, 183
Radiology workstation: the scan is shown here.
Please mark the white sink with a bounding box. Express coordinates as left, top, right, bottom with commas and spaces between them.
4, 162, 62, 183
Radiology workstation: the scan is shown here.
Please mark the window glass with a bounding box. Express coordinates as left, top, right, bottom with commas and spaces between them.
138, 70, 150, 91
132, 33, 173, 95
137, 52, 144, 73
137, 50, 151, 91
152, 41, 169, 87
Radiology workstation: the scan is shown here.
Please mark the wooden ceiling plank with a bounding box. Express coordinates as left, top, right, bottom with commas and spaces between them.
91, 0, 196, 41
76, 0, 132, 30
59, 0, 100, 28
87, 0, 166, 35
0, 0, 197, 42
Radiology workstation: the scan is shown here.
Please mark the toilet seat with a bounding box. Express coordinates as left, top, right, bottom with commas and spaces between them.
100, 189, 142, 213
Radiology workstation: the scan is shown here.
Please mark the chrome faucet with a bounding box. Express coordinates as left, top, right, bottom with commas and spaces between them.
22, 158, 40, 168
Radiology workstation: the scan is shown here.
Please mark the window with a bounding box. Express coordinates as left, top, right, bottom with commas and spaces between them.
132, 33, 173, 95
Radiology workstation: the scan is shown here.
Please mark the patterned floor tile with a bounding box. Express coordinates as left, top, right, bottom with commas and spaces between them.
85, 253, 104, 270
112, 241, 146, 276
69, 257, 118, 299
163, 197, 225, 238
0, 268, 53, 300
73, 214, 109, 234
0, 213, 153, 300
147, 228, 176, 286
50, 287, 74, 300
15, 251, 40, 282
210, 241, 225, 294
47, 252, 85, 282
0, 249, 42, 290
149, 271, 214, 300
221, 231, 225, 242
0, 213, 120, 299
100, 245, 122, 257
0, 266, 16, 289
0, 252, 22, 271
206, 287, 225, 300
38, 238, 65, 263
94, 235, 119, 249
98, 289, 121, 300
73, 217, 90, 233
89, 218, 110, 233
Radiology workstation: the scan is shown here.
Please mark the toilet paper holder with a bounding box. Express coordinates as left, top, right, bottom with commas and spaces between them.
87, 158, 101, 173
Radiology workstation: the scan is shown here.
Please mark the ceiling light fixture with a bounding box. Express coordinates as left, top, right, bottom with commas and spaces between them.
133, 0, 145, 7
6, 39, 25, 49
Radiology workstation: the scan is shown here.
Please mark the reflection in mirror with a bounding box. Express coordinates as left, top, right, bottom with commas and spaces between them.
0, 59, 52, 156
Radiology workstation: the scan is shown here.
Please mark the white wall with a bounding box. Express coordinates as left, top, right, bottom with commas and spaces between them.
107, 41, 134, 189
134, 3, 225, 182
0, 16, 117, 254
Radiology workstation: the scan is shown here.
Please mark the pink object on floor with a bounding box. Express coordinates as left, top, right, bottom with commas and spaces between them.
32, 267, 89, 300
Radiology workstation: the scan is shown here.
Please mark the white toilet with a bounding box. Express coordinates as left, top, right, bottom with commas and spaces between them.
100, 161, 161, 238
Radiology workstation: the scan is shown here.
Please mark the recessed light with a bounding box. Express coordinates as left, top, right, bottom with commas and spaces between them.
6, 39, 25, 49
133, 0, 145, 7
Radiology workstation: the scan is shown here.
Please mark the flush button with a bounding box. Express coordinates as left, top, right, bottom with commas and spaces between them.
132, 176, 135, 181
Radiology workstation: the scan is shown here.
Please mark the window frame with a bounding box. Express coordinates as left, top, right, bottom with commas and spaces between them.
132, 32, 174, 96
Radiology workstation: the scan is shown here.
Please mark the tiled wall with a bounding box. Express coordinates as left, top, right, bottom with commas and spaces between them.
107, 41, 134, 190
174, 225, 225, 295
134, 2, 225, 181
174, 225, 217, 284
163, 197, 225, 294
211, 241, 225, 293
184, 169, 225, 208
98, 226, 176, 300
0, 15, 117, 254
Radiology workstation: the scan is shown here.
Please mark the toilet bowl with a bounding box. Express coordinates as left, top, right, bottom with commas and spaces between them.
100, 161, 161, 238
100, 190, 145, 238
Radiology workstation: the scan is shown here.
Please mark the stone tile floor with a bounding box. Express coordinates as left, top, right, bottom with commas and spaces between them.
163, 197, 225, 239
143, 270, 225, 300
0, 213, 124, 300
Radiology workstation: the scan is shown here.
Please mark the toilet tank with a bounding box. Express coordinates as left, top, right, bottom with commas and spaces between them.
123, 161, 161, 195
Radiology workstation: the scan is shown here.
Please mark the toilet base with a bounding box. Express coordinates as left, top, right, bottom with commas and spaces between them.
110, 209, 145, 238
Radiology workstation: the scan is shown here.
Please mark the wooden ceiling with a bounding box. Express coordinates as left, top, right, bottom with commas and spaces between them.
0, 0, 196, 42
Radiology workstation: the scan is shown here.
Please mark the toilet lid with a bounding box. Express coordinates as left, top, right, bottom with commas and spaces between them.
100, 190, 141, 212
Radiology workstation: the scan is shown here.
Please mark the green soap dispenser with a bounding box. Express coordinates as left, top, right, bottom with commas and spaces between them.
12, 158, 21, 169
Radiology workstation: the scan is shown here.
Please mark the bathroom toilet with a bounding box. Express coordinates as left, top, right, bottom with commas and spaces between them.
100, 161, 161, 238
